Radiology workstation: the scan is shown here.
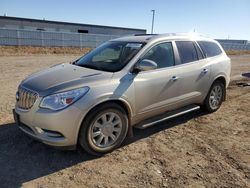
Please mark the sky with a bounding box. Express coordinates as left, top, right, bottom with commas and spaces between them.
1, 0, 250, 40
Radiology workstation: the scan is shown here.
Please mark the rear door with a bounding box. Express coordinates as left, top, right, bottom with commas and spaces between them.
173, 40, 211, 104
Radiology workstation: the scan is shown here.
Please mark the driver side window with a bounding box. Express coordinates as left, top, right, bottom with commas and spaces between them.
142, 42, 175, 68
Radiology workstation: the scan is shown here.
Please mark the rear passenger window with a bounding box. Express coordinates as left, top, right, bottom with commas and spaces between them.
197, 41, 222, 57
176, 41, 199, 64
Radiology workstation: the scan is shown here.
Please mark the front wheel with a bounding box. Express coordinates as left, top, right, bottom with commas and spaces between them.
203, 81, 225, 113
78, 103, 128, 156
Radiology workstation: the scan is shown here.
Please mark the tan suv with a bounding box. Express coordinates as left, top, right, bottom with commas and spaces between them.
13, 33, 231, 155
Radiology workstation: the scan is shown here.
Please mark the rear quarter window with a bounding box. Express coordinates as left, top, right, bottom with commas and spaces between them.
197, 41, 222, 58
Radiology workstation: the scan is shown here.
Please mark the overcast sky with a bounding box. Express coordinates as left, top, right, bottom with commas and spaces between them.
1, 0, 250, 40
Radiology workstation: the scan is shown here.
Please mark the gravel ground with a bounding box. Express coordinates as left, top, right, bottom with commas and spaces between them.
0, 54, 249, 188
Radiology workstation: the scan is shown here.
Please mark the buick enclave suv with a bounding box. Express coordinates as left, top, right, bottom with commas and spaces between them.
13, 33, 231, 155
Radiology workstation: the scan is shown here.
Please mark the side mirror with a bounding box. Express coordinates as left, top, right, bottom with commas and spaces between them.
133, 59, 157, 73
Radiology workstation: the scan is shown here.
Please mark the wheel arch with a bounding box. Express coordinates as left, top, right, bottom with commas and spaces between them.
77, 99, 133, 144
211, 75, 227, 101
213, 75, 226, 87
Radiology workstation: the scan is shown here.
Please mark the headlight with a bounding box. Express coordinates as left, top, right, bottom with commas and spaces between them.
40, 87, 89, 111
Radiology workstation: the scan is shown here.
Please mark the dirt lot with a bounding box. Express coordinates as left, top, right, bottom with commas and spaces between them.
0, 54, 249, 188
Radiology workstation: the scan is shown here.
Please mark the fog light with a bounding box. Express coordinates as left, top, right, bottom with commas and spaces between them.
35, 127, 44, 134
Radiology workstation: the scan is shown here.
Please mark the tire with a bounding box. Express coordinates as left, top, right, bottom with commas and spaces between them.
78, 103, 128, 156
203, 81, 225, 113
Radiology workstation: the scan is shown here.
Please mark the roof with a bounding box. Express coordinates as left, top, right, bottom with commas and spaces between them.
0, 16, 146, 32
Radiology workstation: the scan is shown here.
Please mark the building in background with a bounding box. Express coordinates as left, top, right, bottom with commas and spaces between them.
0, 16, 249, 50
0, 16, 146, 48
0, 16, 146, 35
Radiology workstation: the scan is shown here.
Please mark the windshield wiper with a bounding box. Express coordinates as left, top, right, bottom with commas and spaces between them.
79, 64, 105, 71
71, 58, 79, 65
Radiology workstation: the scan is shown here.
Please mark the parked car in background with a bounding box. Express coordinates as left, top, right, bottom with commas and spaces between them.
13, 33, 231, 155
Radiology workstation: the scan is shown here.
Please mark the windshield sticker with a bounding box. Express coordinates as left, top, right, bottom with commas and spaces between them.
125, 43, 142, 48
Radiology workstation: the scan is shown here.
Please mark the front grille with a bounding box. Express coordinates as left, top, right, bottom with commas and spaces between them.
17, 87, 38, 110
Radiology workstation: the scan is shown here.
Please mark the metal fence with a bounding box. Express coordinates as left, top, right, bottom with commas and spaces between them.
0, 28, 119, 48
219, 42, 250, 51
0, 28, 250, 50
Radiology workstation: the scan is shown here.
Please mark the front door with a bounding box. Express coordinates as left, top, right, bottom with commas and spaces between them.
133, 42, 182, 117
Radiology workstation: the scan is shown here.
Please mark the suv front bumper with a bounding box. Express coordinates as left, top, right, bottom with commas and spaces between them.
13, 103, 84, 148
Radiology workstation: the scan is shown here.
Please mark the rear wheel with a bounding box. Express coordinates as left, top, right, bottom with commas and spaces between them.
203, 81, 225, 112
78, 103, 128, 156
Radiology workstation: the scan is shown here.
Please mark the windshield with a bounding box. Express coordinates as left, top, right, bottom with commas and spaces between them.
75, 41, 145, 72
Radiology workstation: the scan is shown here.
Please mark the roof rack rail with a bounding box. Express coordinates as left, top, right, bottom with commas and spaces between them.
134, 34, 158, 36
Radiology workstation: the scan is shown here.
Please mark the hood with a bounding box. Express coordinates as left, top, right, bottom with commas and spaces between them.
21, 63, 113, 96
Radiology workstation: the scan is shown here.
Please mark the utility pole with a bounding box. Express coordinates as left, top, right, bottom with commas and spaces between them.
151, 10, 155, 34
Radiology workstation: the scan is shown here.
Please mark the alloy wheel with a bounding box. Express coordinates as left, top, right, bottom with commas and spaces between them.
90, 112, 122, 148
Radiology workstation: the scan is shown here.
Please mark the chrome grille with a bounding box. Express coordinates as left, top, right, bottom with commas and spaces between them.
17, 87, 38, 110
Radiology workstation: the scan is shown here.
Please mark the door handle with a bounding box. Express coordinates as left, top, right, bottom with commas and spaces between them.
171, 76, 179, 81
202, 69, 209, 74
